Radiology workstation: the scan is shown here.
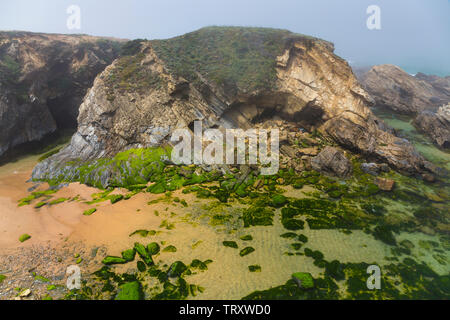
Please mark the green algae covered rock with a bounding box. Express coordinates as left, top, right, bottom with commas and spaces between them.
19, 234, 31, 242
167, 261, 187, 278
190, 259, 209, 271
242, 206, 274, 227
325, 260, 345, 281
248, 265, 261, 272
102, 256, 128, 265
147, 182, 166, 194
83, 208, 97, 216
373, 225, 397, 246
239, 246, 255, 257
109, 194, 124, 204
121, 249, 136, 262
134, 242, 154, 266
147, 242, 160, 255
281, 218, 305, 230
163, 245, 177, 253
129, 229, 156, 237
34, 201, 47, 208
270, 194, 288, 208
280, 232, 297, 239
115, 281, 143, 300
137, 261, 146, 272
292, 272, 314, 289
304, 248, 324, 261
223, 241, 238, 249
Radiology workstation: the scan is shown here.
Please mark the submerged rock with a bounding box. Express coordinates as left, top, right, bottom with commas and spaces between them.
292, 272, 314, 289
311, 147, 352, 178
167, 261, 187, 278
114, 281, 143, 300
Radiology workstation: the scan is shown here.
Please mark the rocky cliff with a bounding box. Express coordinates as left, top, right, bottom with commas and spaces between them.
32, 27, 436, 184
357, 65, 449, 148
357, 64, 449, 114
414, 104, 450, 149
0, 31, 124, 160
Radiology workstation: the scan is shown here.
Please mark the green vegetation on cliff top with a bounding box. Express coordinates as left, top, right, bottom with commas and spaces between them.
151, 26, 317, 92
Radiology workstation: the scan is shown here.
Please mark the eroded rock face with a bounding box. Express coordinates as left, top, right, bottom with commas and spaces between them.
358, 65, 449, 114
0, 31, 123, 160
415, 73, 450, 98
413, 104, 450, 149
32, 27, 436, 182
311, 147, 352, 177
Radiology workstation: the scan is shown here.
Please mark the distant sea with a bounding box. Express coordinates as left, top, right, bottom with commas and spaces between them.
401, 65, 450, 78
349, 62, 450, 78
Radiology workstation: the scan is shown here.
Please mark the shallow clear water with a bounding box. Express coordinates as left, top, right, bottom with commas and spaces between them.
373, 108, 450, 171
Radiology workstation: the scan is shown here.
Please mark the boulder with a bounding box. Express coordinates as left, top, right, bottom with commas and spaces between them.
311, 147, 352, 177
292, 272, 314, 289
115, 281, 143, 300
413, 104, 450, 149
361, 163, 380, 176
357, 64, 449, 114
361, 162, 391, 176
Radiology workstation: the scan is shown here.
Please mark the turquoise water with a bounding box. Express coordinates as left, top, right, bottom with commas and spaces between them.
373, 108, 450, 172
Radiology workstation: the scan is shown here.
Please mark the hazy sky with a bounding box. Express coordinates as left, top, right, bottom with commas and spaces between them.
0, 0, 449, 76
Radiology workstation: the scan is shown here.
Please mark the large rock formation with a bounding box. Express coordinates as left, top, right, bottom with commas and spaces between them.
357, 65, 449, 115
413, 104, 450, 149
415, 73, 450, 98
0, 31, 124, 160
32, 27, 436, 183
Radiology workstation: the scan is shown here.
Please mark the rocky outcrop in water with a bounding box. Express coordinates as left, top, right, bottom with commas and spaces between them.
413, 104, 450, 149
32, 27, 437, 183
0, 31, 124, 160
357, 65, 449, 115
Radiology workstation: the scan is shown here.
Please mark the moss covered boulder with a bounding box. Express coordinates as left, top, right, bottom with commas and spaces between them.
270, 194, 288, 208
19, 234, 31, 242
115, 281, 144, 300
167, 261, 188, 278
292, 272, 314, 289
147, 242, 160, 255
102, 256, 128, 265
121, 249, 136, 262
